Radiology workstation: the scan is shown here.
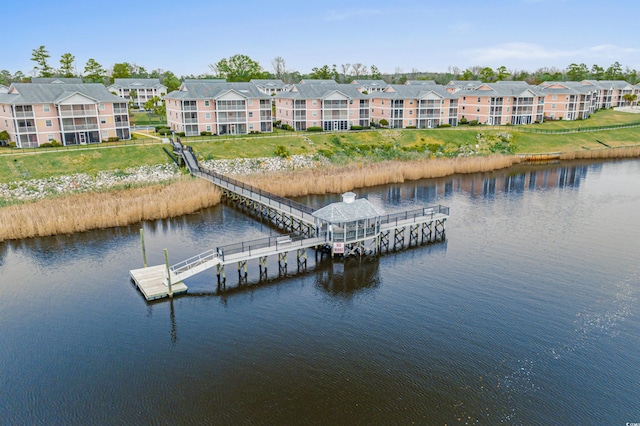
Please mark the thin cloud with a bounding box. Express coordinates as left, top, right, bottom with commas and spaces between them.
465, 42, 639, 64
324, 8, 385, 21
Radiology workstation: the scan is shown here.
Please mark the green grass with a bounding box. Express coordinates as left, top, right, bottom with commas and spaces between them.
519, 108, 640, 130
0, 145, 170, 182
130, 112, 167, 126
2, 111, 639, 184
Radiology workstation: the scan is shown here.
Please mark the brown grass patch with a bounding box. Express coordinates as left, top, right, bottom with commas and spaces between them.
559, 146, 640, 160
240, 155, 520, 198
0, 177, 221, 241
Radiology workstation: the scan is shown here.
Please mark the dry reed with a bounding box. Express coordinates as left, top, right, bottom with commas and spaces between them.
0, 177, 221, 241
559, 145, 640, 160
241, 155, 521, 198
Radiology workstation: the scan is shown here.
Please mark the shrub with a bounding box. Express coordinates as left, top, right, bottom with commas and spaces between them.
379, 119, 389, 126
177, 132, 186, 137
274, 145, 290, 158
155, 125, 170, 132
350, 125, 363, 130
280, 124, 293, 131
158, 128, 171, 135
274, 120, 282, 127
307, 126, 323, 132
40, 142, 53, 148
438, 123, 452, 128
405, 125, 416, 129
459, 117, 468, 125
50, 139, 61, 146
9, 142, 16, 148
107, 137, 120, 142
318, 148, 334, 158
200, 131, 212, 136
469, 120, 480, 126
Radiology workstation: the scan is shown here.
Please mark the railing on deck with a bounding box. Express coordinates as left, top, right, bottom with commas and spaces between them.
380, 205, 449, 227
174, 140, 316, 223
170, 249, 218, 276
216, 232, 326, 261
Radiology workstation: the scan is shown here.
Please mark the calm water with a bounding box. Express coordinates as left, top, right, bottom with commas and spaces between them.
1, 159, 639, 425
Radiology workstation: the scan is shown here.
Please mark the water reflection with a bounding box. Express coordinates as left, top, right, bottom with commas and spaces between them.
315, 257, 380, 297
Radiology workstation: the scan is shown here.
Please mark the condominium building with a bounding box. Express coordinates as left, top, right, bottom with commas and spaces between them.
251, 79, 290, 96
108, 78, 167, 107
581, 80, 636, 108
0, 82, 130, 148
275, 80, 370, 131
370, 84, 458, 128
537, 81, 596, 120
457, 82, 545, 125
164, 80, 273, 135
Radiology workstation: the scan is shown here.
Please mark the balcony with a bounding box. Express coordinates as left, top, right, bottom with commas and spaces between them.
15, 111, 35, 118
184, 118, 198, 124
113, 108, 128, 114
63, 124, 99, 131
17, 126, 37, 133
60, 108, 97, 117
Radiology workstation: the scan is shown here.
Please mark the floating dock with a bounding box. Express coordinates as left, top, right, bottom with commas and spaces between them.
130, 265, 188, 300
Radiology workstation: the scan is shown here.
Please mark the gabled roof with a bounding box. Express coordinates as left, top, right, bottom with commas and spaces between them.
109, 78, 166, 90
581, 80, 634, 90
299, 79, 337, 85
378, 84, 457, 99
164, 81, 270, 100
0, 83, 126, 104
446, 80, 483, 90
351, 79, 389, 89
405, 80, 436, 85
31, 77, 83, 84
0, 85, 8, 94
277, 82, 368, 100
463, 82, 544, 97
538, 81, 596, 95
251, 79, 287, 89
312, 193, 384, 223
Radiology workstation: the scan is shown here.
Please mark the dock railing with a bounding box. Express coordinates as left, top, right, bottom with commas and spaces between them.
175, 140, 316, 224
380, 205, 449, 227
170, 249, 219, 276
216, 232, 327, 261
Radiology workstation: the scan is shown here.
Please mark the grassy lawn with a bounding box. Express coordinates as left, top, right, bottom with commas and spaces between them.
518, 108, 640, 130
2, 109, 639, 184
0, 145, 170, 182
130, 112, 167, 126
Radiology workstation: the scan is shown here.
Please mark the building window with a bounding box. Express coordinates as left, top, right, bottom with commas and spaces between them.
312, 100, 317, 106
45, 120, 52, 127
99, 103, 105, 110
43, 105, 50, 112
100, 118, 106, 124
408, 120, 412, 125
48, 134, 54, 141
312, 111, 317, 117
102, 131, 108, 138
204, 100, 210, 107
552, 95, 557, 100
381, 100, 384, 105
206, 125, 211, 131
250, 124, 254, 129
409, 110, 413, 115
476, 107, 480, 112
205, 113, 211, 119
249, 112, 253, 118
477, 97, 481, 103
552, 104, 556, 109
248, 99, 253, 106
409, 100, 413, 105
506, 107, 510, 112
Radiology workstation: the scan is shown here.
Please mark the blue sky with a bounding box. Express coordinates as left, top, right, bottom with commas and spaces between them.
4, 0, 639, 78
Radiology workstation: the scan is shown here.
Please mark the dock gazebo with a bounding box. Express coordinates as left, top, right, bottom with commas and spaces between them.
312, 192, 384, 256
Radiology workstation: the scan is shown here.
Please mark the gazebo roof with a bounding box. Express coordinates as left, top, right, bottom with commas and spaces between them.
312, 193, 384, 223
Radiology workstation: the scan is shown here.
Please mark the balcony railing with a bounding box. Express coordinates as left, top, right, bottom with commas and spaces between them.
60, 109, 97, 117
62, 124, 99, 131
184, 118, 198, 124
17, 126, 37, 132
14, 111, 34, 118
182, 106, 197, 111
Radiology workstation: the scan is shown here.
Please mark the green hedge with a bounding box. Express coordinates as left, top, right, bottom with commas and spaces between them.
307, 126, 323, 132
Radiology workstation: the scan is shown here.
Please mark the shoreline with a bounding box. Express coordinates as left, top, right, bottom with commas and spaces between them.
2, 147, 640, 242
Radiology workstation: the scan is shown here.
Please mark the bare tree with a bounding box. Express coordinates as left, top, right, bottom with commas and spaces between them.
272, 56, 287, 80
340, 63, 351, 83
351, 63, 365, 79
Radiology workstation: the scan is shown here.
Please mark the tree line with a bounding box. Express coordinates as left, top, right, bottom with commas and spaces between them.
1, 47, 638, 90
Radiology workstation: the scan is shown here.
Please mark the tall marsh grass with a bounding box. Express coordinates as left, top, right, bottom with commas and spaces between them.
0, 178, 221, 241
242, 155, 520, 198
560, 145, 640, 160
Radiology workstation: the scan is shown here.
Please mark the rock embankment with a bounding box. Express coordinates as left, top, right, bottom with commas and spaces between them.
0, 155, 326, 202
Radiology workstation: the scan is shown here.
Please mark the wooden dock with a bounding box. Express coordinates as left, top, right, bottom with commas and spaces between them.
130, 265, 188, 300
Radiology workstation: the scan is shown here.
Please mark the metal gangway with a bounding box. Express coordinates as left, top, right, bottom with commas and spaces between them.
171, 140, 317, 230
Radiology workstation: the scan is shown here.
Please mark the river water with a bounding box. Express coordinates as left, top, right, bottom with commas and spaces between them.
1, 159, 639, 425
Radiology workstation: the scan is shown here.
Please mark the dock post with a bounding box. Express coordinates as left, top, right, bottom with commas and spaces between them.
164, 248, 173, 297
140, 228, 147, 267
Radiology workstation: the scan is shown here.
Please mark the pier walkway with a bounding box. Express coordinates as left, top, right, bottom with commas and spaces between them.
130, 140, 449, 301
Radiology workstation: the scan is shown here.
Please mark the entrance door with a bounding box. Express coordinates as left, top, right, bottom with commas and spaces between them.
333, 120, 339, 131
78, 133, 86, 144
230, 124, 236, 135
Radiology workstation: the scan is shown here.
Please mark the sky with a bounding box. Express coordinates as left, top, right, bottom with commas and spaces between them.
4, 0, 639, 78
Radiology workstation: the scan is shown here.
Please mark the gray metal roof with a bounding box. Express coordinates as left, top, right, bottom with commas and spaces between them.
0, 83, 127, 104
351, 79, 389, 89
537, 81, 596, 95
463, 82, 545, 97
405, 80, 436, 85
446, 80, 483, 90
0, 85, 8, 94
251, 79, 287, 89
279, 82, 369, 100
581, 80, 635, 90
312, 194, 384, 223
32, 77, 84, 84
379, 84, 458, 99
164, 81, 271, 100
109, 78, 165, 89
